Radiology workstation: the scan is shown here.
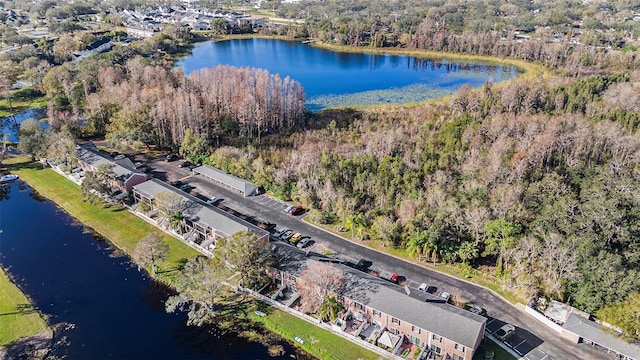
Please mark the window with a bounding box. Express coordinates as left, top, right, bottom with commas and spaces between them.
453, 355, 464, 360
455, 343, 465, 352
432, 334, 442, 342
392, 317, 400, 325
431, 345, 442, 355
354, 302, 364, 310
389, 328, 400, 335
412, 325, 421, 334
373, 309, 381, 317
409, 335, 421, 346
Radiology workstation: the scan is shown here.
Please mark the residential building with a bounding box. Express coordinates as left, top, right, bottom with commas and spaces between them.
267, 243, 486, 360
132, 179, 268, 252
75, 143, 148, 193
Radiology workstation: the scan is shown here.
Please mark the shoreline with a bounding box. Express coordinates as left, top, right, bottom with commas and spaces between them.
4, 156, 378, 360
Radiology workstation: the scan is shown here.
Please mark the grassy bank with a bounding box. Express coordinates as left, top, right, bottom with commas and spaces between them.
5, 156, 379, 359
0, 88, 47, 118
0, 267, 50, 346
247, 302, 380, 360
4, 157, 199, 285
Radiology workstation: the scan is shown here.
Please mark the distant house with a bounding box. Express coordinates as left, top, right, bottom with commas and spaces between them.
75, 143, 148, 193
75, 38, 113, 59
132, 179, 268, 252
125, 26, 158, 38
267, 243, 486, 360
193, 165, 258, 197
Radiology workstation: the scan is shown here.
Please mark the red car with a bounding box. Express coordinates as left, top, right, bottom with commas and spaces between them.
288, 206, 305, 216
389, 273, 399, 283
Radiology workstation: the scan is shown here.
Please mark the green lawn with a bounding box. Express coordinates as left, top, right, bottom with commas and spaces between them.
0, 267, 50, 346
247, 302, 382, 360
0, 88, 47, 118
4, 157, 199, 285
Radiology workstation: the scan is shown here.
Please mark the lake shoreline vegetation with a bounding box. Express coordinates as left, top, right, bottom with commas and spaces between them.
2, 0, 640, 353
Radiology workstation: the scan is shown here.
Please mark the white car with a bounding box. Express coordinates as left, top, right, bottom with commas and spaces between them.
495, 323, 516, 341
206, 197, 217, 205
418, 283, 428, 291
440, 291, 451, 302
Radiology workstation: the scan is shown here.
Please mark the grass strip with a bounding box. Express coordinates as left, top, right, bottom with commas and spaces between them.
4, 157, 199, 286
0, 267, 50, 346
247, 302, 381, 360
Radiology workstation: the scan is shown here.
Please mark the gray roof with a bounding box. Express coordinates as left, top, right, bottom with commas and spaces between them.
272, 243, 486, 349
76, 145, 144, 184
563, 313, 640, 359
132, 179, 265, 237
193, 165, 257, 196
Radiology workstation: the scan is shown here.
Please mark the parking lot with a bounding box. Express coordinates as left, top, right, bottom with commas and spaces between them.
129, 153, 575, 360
485, 318, 551, 360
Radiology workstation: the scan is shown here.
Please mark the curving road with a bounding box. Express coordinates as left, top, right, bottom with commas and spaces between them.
144, 155, 604, 360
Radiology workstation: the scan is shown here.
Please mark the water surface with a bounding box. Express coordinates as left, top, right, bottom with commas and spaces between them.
0, 180, 300, 359
176, 38, 519, 110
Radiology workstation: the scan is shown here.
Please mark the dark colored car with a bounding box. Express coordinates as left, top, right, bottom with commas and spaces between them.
166, 154, 178, 162
288, 206, 305, 216
178, 161, 192, 168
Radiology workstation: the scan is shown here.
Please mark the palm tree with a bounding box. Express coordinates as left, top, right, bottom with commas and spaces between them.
317, 296, 342, 322
170, 211, 184, 234
406, 231, 428, 259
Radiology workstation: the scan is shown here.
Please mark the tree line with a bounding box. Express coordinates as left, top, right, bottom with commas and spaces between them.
41, 57, 306, 150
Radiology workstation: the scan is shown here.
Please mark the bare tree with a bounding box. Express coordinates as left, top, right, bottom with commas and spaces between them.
296, 262, 343, 314
153, 191, 188, 230
133, 233, 169, 275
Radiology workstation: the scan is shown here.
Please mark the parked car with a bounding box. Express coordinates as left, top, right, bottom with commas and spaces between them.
289, 232, 303, 244
296, 237, 312, 249
468, 305, 487, 316
288, 206, 305, 216
284, 205, 294, 213
166, 154, 178, 162
495, 324, 516, 341
206, 196, 217, 205
114, 154, 126, 160
179, 184, 192, 192
418, 283, 438, 294
178, 160, 192, 168
134, 162, 143, 168
280, 230, 294, 241
273, 228, 287, 238
354, 259, 372, 271
384, 273, 399, 284
440, 291, 451, 302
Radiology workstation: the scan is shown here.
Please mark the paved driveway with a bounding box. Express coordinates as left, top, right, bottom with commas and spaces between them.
144, 167, 603, 360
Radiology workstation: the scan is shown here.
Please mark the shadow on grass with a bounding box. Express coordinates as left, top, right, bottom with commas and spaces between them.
0, 303, 39, 317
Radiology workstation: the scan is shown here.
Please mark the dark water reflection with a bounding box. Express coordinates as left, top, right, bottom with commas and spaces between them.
0, 181, 306, 359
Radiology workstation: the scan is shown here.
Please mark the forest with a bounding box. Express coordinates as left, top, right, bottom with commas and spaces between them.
3, 0, 640, 341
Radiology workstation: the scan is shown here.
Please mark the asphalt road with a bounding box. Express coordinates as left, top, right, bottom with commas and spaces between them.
141, 155, 605, 360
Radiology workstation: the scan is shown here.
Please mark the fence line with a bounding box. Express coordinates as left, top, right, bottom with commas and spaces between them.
240, 287, 398, 359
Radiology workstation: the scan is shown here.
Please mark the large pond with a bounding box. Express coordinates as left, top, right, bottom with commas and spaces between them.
176, 38, 520, 110
0, 180, 303, 359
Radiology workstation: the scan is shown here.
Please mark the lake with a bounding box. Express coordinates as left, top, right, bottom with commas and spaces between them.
0, 108, 46, 143
0, 180, 303, 359
176, 38, 519, 110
